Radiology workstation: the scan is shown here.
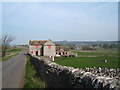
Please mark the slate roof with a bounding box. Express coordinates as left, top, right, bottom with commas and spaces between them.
29, 40, 47, 45
56, 46, 69, 51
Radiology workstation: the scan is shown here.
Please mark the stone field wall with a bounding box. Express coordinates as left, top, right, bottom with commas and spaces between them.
29, 54, 120, 89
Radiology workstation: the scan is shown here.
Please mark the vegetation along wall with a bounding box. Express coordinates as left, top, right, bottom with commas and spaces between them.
29, 54, 120, 89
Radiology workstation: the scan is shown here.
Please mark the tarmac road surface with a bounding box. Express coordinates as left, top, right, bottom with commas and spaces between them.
2, 50, 27, 88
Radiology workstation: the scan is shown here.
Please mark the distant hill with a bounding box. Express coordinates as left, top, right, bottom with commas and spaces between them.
54, 41, 118, 46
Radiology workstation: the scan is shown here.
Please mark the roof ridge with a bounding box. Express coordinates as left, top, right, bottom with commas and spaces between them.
30, 40, 48, 41
29, 40, 48, 45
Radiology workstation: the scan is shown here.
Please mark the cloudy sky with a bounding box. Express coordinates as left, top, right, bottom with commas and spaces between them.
2, 2, 118, 45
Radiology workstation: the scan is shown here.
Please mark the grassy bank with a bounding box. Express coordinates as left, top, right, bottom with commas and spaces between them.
54, 56, 119, 69
24, 55, 46, 88
1, 53, 19, 61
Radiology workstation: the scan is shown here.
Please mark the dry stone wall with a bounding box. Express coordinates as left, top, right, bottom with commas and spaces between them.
29, 54, 120, 89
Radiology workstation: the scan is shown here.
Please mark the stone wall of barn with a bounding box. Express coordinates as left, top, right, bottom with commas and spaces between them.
44, 45, 56, 56
29, 45, 42, 55
43, 40, 56, 56
29, 54, 120, 89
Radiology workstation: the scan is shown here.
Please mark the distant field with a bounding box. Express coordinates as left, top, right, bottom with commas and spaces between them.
54, 49, 119, 69
1, 53, 19, 61
6, 49, 25, 52
74, 51, 119, 56
73, 49, 119, 57
54, 56, 119, 69
96, 49, 118, 52
1, 48, 26, 61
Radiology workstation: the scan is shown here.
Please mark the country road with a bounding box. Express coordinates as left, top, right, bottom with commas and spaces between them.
2, 50, 27, 88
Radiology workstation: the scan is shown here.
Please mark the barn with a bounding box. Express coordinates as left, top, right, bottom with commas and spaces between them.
29, 39, 56, 56
56, 46, 69, 56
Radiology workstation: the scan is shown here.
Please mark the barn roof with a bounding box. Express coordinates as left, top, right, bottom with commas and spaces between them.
56, 46, 69, 51
29, 40, 47, 45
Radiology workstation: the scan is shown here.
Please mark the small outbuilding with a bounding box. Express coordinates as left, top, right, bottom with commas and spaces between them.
56, 46, 69, 56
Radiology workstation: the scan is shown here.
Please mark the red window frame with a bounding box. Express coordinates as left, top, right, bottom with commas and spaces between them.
48, 45, 51, 49
36, 45, 38, 48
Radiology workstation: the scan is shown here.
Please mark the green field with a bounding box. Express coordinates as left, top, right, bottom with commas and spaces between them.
96, 49, 118, 52
54, 50, 119, 69
73, 51, 119, 56
54, 56, 119, 69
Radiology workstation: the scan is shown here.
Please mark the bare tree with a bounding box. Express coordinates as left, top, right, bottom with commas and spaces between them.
12, 45, 17, 50
1, 34, 15, 57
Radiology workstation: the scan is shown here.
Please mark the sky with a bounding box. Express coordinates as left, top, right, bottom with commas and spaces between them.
2, 2, 118, 45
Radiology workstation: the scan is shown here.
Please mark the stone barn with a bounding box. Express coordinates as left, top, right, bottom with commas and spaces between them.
29, 39, 56, 56
56, 46, 69, 56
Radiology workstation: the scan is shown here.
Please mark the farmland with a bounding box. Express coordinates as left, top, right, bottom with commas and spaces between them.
73, 50, 119, 56
54, 50, 119, 69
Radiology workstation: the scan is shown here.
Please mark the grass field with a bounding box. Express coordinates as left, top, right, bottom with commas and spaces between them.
24, 55, 46, 88
54, 56, 119, 69
96, 49, 118, 52
54, 49, 119, 69
73, 51, 119, 56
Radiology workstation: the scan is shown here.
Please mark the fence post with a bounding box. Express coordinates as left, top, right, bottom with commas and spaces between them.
52, 56, 54, 61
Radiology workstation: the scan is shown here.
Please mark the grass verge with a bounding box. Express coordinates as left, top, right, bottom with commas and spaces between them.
24, 55, 46, 88
1, 53, 19, 61
6, 49, 26, 52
